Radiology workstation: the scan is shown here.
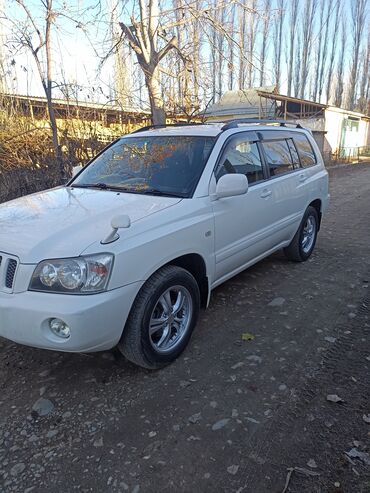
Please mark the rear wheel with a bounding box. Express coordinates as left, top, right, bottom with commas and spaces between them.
284, 206, 319, 262
118, 265, 200, 369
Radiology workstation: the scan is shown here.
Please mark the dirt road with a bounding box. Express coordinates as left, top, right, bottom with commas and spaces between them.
1, 164, 370, 493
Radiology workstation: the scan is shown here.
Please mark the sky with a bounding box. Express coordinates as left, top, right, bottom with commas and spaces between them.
0, 0, 365, 108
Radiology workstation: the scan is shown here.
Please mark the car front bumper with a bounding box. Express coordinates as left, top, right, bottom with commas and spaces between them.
0, 282, 142, 352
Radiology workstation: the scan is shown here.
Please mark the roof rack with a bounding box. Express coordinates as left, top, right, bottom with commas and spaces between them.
221, 118, 303, 131
131, 122, 205, 134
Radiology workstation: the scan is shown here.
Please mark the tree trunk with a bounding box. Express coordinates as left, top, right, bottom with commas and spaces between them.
246, 0, 258, 89
192, 1, 201, 103
146, 68, 166, 125
325, 2, 341, 103
287, 0, 299, 96
238, 1, 246, 90
317, 0, 332, 102
273, 0, 285, 92
45, 81, 63, 177
217, 4, 226, 99
45, 0, 64, 180
334, 22, 346, 108
358, 33, 370, 113
347, 0, 367, 110
293, 31, 302, 97
312, 0, 325, 101
228, 3, 236, 90
259, 0, 271, 87
299, 0, 317, 99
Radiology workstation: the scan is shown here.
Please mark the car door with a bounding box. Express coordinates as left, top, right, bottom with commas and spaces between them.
259, 131, 308, 245
211, 131, 281, 284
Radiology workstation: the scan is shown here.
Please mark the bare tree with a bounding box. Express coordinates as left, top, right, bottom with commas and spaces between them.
285, 0, 299, 96
316, 0, 333, 102
347, 0, 367, 110
216, 3, 227, 98
299, 0, 318, 99
12, 0, 65, 178
312, 0, 333, 102
325, 0, 341, 104
228, 3, 237, 90
293, 34, 302, 97
272, 0, 285, 91
246, 0, 258, 88
119, 0, 184, 125
311, 0, 324, 100
238, 0, 247, 89
259, 0, 271, 87
190, 0, 202, 104
118, 0, 246, 122
334, 20, 347, 108
357, 31, 370, 113
174, 0, 186, 108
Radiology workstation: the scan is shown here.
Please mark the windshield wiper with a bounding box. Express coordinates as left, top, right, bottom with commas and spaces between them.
71, 183, 184, 197
139, 188, 185, 198
70, 183, 125, 191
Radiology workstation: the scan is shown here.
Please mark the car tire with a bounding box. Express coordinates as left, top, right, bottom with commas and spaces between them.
118, 265, 200, 369
284, 206, 319, 262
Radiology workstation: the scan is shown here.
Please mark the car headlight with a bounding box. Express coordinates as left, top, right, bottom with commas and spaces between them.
29, 253, 114, 294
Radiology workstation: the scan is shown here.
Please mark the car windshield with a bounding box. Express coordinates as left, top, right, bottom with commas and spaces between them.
71, 135, 216, 198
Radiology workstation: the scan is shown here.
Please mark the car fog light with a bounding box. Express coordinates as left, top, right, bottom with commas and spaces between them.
49, 318, 70, 339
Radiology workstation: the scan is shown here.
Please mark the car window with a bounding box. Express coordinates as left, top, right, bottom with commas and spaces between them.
72, 136, 216, 198
293, 133, 317, 167
262, 139, 297, 177
215, 137, 264, 185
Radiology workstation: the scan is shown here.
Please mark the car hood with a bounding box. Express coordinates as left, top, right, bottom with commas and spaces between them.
0, 187, 182, 263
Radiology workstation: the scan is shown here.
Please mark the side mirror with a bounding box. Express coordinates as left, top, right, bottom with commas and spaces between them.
101, 214, 131, 244
111, 215, 131, 230
214, 173, 248, 200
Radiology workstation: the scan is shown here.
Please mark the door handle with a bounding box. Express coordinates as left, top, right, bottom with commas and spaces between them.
260, 189, 272, 198
299, 173, 307, 183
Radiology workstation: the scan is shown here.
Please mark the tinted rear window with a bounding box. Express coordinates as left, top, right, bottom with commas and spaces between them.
262, 140, 296, 177
294, 133, 317, 167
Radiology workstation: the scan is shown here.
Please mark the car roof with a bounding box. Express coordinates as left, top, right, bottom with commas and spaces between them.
123, 123, 311, 138
124, 124, 223, 138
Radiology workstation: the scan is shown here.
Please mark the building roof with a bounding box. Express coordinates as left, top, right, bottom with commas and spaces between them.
326, 104, 370, 121
204, 87, 330, 122
0, 93, 151, 117
256, 90, 328, 109
204, 86, 277, 119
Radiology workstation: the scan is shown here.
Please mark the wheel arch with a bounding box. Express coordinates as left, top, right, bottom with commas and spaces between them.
308, 199, 322, 230
163, 254, 209, 308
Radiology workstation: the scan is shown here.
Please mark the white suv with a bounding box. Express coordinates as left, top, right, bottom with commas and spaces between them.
0, 120, 329, 369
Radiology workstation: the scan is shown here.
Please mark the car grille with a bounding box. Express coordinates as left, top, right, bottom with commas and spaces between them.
0, 253, 19, 292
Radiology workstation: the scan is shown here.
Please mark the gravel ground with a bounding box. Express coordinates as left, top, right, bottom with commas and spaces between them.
1, 164, 370, 493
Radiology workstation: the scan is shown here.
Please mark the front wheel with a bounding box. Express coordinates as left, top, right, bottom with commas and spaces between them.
118, 265, 200, 369
284, 206, 319, 262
